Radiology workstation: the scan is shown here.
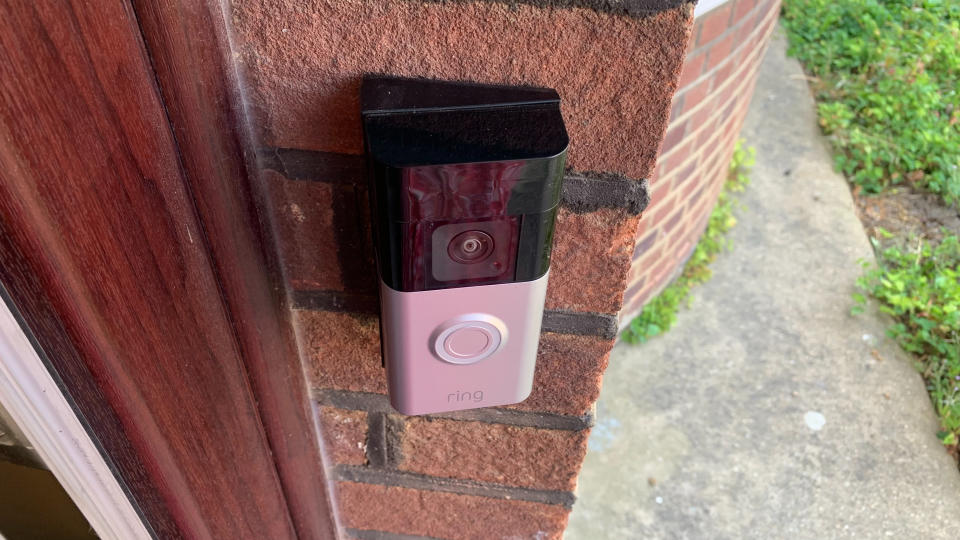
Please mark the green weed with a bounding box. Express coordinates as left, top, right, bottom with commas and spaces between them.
853, 235, 960, 448
781, 0, 960, 207
622, 141, 755, 344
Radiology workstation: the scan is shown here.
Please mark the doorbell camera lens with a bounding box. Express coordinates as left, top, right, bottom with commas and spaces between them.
449, 231, 493, 264
429, 219, 517, 284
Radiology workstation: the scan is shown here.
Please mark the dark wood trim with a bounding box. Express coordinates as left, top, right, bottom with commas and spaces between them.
0, 1, 299, 538
129, 2, 339, 538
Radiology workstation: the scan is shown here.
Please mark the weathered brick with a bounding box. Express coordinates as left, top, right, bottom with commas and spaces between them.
337, 482, 569, 539
264, 171, 341, 290
319, 407, 368, 466
232, 0, 693, 179
397, 417, 589, 491
511, 332, 613, 416
545, 207, 640, 314
296, 310, 386, 394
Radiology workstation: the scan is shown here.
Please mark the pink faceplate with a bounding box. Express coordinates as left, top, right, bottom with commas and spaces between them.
379, 272, 549, 415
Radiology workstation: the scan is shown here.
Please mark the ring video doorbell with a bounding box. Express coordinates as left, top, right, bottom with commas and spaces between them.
362, 76, 568, 415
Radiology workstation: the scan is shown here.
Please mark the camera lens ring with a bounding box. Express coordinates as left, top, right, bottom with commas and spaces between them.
448, 230, 494, 264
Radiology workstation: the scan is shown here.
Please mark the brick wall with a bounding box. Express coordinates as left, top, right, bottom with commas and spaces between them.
228, 1, 693, 538
620, 0, 781, 325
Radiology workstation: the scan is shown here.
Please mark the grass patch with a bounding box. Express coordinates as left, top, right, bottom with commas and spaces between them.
622, 141, 754, 344
854, 235, 960, 449
781, 0, 960, 207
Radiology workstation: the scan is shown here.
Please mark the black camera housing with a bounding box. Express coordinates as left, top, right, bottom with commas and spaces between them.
361, 76, 569, 292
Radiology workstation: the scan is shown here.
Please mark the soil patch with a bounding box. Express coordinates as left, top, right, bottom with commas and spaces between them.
851, 184, 960, 248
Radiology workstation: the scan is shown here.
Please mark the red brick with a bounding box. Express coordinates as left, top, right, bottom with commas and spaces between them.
625, 264, 641, 287
647, 255, 675, 287
686, 14, 700, 51
658, 136, 696, 174
713, 60, 735, 90
233, 1, 692, 180
319, 407, 367, 466
720, 95, 739, 122
337, 482, 568, 539
622, 282, 653, 317
688, 99, 717, 134
732, 0, 758, 23
737, 12, 759, 44
546, 208, 640, 314
634, 244, 665, 270
651, 192, 681, 224
634, 212, 654, 237
622, 291, 646, 318
760, 6, 778, 36
644, 266, 671, 294
672, 158, 700, 189
623, 275, 647, 301
264, 171, 342, 290
633, 228, 658, 259
296, 310, 386, 394
669, 94, 685, 122
716, 77, 737, 109
677, 53, 706, 88
686, 182, 709, 211
695, 117, 720, 148
397, 418, 589, 491
660, 121, 687, 154
681, 76, 712, 115
663, 208, 684, 235
673, 238, 696, 266
663, 155, 698, 190
697, 3, 732, 46
705, 33, 736, 71
511, 332, 613, 416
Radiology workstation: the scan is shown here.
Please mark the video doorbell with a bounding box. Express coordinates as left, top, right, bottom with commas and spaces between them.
362, 76, 568, 415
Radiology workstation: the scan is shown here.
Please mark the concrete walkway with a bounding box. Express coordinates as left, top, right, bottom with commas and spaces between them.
566, 29, 960, 540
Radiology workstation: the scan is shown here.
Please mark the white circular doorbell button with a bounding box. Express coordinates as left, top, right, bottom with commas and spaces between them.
431, 314, 507, 365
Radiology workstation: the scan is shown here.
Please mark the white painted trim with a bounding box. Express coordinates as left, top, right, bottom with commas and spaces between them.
0, 294, 152, 540
695, 0, 731, 18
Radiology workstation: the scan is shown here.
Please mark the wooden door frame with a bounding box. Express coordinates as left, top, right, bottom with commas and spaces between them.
0, 1, 337, 538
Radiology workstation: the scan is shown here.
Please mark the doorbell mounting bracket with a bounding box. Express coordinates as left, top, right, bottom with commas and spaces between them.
362, 75, 568, 415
